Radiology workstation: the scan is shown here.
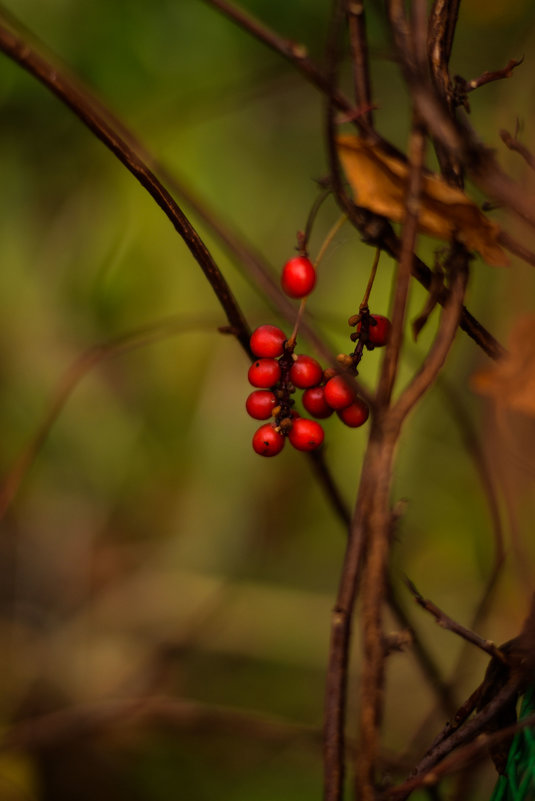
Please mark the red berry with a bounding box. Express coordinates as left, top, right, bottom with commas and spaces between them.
290, 354, 323, 389
288, 418, 324, 451
281, 256, 317, 299
250, 325, 286, 358
246, 390, 277, 420
252, 424, 285, 457
338, 398, 369, 428
357, 314, 391, 347
248, 358, 281, 388
324, 375, 355, 410
302, 386, 333, 419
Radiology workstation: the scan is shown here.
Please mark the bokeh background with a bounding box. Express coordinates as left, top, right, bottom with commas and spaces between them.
1, 1, 535, 799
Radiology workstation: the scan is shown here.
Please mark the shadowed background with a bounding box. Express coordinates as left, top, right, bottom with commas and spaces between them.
0, 1, 535, 799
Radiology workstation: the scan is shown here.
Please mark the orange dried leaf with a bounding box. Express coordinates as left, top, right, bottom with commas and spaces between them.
337, 135, 509, 266
471, 315, 535, 416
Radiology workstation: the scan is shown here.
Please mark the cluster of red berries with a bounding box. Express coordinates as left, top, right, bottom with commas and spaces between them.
245, 254, 391, 456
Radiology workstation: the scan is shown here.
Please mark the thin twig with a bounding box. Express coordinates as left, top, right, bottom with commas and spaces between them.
360, 248, 381, 308
323, 4, 373, 796
0, 20, 253, 353
376, 118, 426, 405
0, 316, 223, 523
405, 580, 507, 664
3, 696, 321, 752
386, 584, 456, 717
345, 0, 374, 131
203, 0, 507, 360
202, 0, 355, 118
383, 708, 535, 800
391, 245, 468, 426
461, 58, 523, 95
427, 0, 463, 185
0, 9, 360, 530
500, 128, 535, 172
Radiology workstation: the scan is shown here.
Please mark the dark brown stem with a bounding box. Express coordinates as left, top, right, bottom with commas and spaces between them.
405, 580, 507, 663
204, 0, 506, 361
345, 0, 374, 132
391, 245, 468, 426
427, 0, 463, 185
385, 677, 520, 800
386, 585, 456, 717
500, 128, 535, 171
376, 118, 426, 406
203, 0, 353, 116
383, 705, 535, 799
0, 20, 251, 356
462, 58, 523, 94
0, 10, 360, 533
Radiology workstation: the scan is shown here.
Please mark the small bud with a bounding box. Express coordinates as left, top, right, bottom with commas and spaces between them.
336, 353, 353, 367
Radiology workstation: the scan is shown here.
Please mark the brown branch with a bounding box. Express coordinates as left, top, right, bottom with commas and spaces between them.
462, 58, 523, 95
353, 113, 428, 801
345, 0, 374, 131
405, 580, 507, 664
500, 128, 535, 172
427, 0, 463, 185
383, 709, 535, 800
322, 4, 362, 794
3, 696, 321, 753
203, 0, 506, 360
0, 10, 359, 532
0, 19, 252, 356
387, 584, 456, 718
390, 677, 519, 801
377, 120, 426, 405
202, 0, 355, 117
391, 244, 468, 426
0, 315, 224, 523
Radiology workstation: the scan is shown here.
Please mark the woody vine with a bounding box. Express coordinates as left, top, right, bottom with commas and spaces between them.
0, 1, 534, 801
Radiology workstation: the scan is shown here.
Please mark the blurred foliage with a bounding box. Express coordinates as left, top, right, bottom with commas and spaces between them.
0, 1, 535, 799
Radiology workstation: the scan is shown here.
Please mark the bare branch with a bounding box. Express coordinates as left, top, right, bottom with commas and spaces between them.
345, 0, 374, 131
500, 127, 535, 172
460, 58, 523, 96
0, 19, 252, 355
391, 244, 468, 425
405, 580, 507, 664
383, 709, 535, 799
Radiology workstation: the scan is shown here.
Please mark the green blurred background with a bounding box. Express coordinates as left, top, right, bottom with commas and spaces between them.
1, 0, 535, 798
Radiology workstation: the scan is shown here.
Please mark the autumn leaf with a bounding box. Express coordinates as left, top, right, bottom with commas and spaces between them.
337, 135, 509, 267
471, 315, 535, 415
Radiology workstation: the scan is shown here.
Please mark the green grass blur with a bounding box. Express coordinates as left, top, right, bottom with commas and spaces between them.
0, 1, 535, 799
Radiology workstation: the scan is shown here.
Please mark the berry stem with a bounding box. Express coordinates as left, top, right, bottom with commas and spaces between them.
314, 213, 347, 270
302, 186, 333, 253
288, 214, 347, 349
360, 247, 381, 310
287, 298, 307, 348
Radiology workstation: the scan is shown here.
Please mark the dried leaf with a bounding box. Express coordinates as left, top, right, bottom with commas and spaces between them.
337, 135, 509, 266
471, 315, 535, 416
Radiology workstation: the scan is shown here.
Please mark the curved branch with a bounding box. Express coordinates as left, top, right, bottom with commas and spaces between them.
0, 18, 252, 355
